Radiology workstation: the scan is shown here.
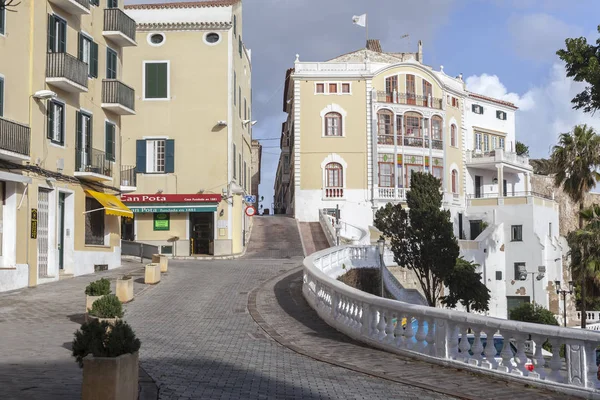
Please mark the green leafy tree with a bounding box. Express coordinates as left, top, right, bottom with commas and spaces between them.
557, 27, 600, 114
509, 302, 559, 325
0, 0, 21, 11
515, 141, 529, 157
374, 172, 461, 307
550, 124, 600, 328
441, 258, 490, 313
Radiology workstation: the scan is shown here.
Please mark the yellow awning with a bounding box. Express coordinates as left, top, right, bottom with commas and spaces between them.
85, 190, 133, 218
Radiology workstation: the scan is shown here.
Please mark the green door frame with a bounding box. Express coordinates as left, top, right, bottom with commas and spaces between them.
58, 192, 65, 269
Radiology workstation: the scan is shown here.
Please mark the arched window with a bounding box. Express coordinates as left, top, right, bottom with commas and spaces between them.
324, 112, 342, 136
450, 124, 457, 147
451, 169, 458, 194
377, 110, 394, 145
324, 162, 343, 198
431, 116, 443, 140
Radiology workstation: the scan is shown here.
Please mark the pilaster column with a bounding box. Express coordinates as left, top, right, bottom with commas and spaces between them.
525, 172, 530, 194
497, 164, 504, 198
393, 113, 398, 199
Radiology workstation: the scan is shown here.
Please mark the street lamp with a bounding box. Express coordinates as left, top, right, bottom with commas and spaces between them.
377, 238, 385, 298
555, 280, 574, 327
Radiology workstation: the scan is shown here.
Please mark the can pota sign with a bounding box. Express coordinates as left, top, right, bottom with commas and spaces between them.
121, 194, 222, 203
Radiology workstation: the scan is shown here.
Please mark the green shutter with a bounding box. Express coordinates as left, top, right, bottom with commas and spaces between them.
145, 63, 167, 99
105, 122, 115, 161
75, 111, 82, 169
136, 140, 146, 173
234, 72, 236, 105
91, 41, 98, 78
233, 15, 236, 36
78, 33, 83, 61
108, 0, 118, 8
106, 48, 117, 79
156, 63, 167, 98
58, 18, 66, 52
239, 37, 242, 58
0, 8, 5, 35
47, 101, 54, 139
0, 77, 4, 117
165, 139, 175, 173
47, 14, 55, 52
233, 144, 236, 179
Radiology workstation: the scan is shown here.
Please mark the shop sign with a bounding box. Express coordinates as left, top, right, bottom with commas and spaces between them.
131, 206, 216, 213
153, 213, 170, 231
121, 194, 221, 203
30, 209, 38, 239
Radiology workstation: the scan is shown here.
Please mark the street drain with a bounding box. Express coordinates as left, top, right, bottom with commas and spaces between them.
234, 308, 246, 313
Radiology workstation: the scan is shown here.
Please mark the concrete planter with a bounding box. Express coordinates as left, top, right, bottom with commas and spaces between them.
144, 263, 161, 285
82, 351, 139, 400
86, 295, 104, 312
152, 254, 168, 273
116, 278, 134, 303
85, 315, 121, 325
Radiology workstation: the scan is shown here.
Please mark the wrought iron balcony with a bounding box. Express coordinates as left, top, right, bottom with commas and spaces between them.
376, 91, 443, 110
75, 147, 113, 182
102, 80, 135, 115
103, 8, 137, 47
0, 117, 31, 160
46, 52, 88, 93
120, 165, 137, 192
48, 0, 89, 15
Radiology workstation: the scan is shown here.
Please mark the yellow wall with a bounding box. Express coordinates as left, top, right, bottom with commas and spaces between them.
371, 65, 444, 99
135, 212, 187, 240
298, 79, 367, 190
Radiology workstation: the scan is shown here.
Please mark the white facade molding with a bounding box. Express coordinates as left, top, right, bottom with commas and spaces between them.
319, 103, 347, 137
126, 7, 233, 26
137, 22, 232, 32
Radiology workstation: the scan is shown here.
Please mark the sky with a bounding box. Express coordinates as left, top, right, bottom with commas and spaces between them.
126, 0, 600, 210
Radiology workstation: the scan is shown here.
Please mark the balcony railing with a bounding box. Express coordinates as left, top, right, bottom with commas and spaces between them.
102, 79, 135, 114
376, 91, 443, 110
467, 149, 530, 168
432, 139, 443, 150
323, 187, 344, 199
48, 0, 89, 15
46, 52, 88, 90
0, 117, 31, 158
75, 147, 112, 178
103, 8, 136, 45
120, 165, 136, 188
378, 187, 407, 201
468, 191, 553, 200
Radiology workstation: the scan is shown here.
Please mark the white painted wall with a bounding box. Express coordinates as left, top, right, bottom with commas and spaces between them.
295, 189, 372, 230
465, 168, 527, 198
125, 6, 233, 25
0, 264, 29, 292
71, 247, 122, 277
464, 98, 516, 152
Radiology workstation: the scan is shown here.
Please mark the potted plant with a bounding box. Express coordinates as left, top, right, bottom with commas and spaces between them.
87, 294, 123, 325
72, 320, 141, 400
85, 278, 111, 312
116, 275, 134, 303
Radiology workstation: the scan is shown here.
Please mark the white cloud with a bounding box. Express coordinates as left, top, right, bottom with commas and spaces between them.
465, 74, 535, 111
469, 64, 600, 160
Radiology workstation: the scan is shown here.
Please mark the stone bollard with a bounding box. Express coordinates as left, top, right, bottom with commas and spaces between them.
116, 276, 134, 303
152, 254, 168, 273
144, 263, 161, 285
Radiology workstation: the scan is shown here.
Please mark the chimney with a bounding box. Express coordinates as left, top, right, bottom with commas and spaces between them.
366, 39, 382, 53
418, 40, 423, 63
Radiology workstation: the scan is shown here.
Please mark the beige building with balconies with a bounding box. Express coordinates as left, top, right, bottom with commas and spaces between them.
276, 40, 563, 319
0, 0, 136, 292
121, 0, 254, 257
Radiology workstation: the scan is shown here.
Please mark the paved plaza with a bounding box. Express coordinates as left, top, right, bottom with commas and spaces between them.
0, 217, 575, 399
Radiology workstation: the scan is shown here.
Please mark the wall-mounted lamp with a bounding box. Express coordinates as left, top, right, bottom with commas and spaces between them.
242, 120, 258, 127
492, 177, 498, 184
197, 189, 205, 194
219, 209, 224, 217
217, 120, 227, 126
156, 189, 163, 194
33, 90, 57, 100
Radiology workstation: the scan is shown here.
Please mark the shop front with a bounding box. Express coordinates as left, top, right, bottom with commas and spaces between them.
121, 194, 222, 256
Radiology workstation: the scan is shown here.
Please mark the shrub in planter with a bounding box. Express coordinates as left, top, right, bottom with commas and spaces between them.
89, 294, 124, 319
72, 320, 141, 400
85, 278, 111, 296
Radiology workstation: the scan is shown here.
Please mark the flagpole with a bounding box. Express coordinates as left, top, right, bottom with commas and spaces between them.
366, 14, 368, 43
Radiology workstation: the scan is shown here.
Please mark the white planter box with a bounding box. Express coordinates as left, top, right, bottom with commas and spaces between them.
82, 351, 139, 400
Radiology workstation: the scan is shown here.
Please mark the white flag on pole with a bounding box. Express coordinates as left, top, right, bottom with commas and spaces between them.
352, 14, 366, 28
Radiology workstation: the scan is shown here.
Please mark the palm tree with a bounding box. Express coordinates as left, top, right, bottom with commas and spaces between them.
551, 124, 600, 328
529, 158, 554, 175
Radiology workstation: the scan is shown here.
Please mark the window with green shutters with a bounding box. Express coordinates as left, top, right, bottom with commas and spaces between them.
0, 7, 5, 36
0, 77, 4, 117
105, 122, 116, 161
47, 14, 66, 53
234, 72, 236, 106
78, 33, 98, 78
233, 144, 237, 179
233, 15, 237, 36
144, 62, 168, 99
135, 139, 174, 174
47, 100, 65, 145
106, 48, 117, 79
89, 0, 99, 6
238, 87, 241, 118
239, 37, 242, 58
107, 0, 118, 8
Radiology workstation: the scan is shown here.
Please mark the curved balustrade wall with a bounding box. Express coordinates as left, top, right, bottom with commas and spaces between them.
303, 245, 600, 397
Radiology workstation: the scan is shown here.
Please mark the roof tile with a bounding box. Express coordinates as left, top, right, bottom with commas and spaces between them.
125, 0, 239, 10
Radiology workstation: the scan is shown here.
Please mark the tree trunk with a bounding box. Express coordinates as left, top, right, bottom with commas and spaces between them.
580, 201, 587, 329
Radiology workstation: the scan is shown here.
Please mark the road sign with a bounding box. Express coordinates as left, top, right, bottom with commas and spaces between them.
245, 206, 256, 217
245, 195, 256, 204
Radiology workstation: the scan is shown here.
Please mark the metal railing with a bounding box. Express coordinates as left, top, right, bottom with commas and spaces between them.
121, 165, 136, 187
0, 117, 31, 156
404, 136, 423, 147
46, 52, 88, 89
304, 245, 600, 397
76, 147, 113, 178
69, 0, 90, 10
104, 8, 136, 43
468, 149, 530, 166
432, 139, 443, 150
376, 91, 443, 110
468, 191, 553, 200
121, 240, 159, 263
102, 79, 135, 111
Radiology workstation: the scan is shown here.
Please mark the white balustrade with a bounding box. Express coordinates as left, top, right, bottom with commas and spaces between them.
303, 244, 600, 396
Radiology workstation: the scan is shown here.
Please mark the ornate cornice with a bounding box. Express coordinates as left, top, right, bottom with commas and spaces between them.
137, 22, 232, 31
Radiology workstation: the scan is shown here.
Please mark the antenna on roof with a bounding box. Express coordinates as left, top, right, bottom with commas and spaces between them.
400, 34, 410, 52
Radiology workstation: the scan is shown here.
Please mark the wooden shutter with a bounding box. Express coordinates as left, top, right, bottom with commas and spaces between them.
58, 18, 66, 52
106, 49, 117, 79
136, 140, 146, 173
75, 111, 82, 167
47, 102, 54, 139
234, 72, 236, 105
105, 122, 115, 161
78, 33, 83, 61
108, 0, 118, 8
91, 41, 98, 78
47, 15, 55, 52
165, 139, 175, 173
145, 63, 155, 98
0, 7, 5, 34
233, 144, 237, 179
0, 77, 4, 117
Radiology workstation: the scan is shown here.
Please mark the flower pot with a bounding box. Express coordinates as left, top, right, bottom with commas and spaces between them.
116, 278, 134, 303
152, 254, 168, 273
86, 295, 104, 313
82, 351, 139, 400
144, 263, 161, 285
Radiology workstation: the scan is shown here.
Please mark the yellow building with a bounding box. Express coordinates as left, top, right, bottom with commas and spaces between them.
0, 0, 136, 292
121, 0, 254, 257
